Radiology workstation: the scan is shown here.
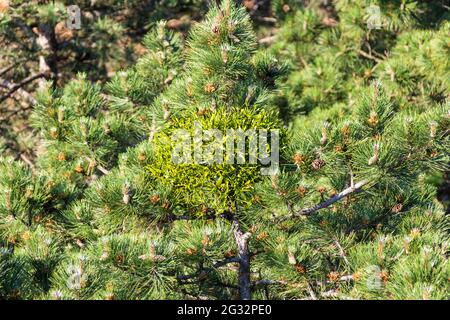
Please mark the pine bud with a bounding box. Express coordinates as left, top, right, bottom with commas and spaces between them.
25, 186, 33, 199
105, 293, 115, 300
74, 208, 81, 221
312, 158, 325, 170
122, 182, 131, 205
21, 231, 31, 242
201, 235, 210, 247
327, 271, 340, 282
102, 124, 111, 134
429, 121, 437, 138
292, 153, 305, 165
57, 107, 65, 123
57, 152, 66, 161
368, 143, 379, 166
163, 105, 171, 120
377, 236, 386, 258
410, 228, 421, 238
341, 123, 350, 138
296, 186, 307, 197
245, 85, 255, 105
256, 231, 268, 241
212, 11, 223, 34
288, 250, 297, 265
391, 203, 403, 213
80, 121, 87, 137
368, 111, 378, 127
5, 189, 11, 211
352, 272, 361, 281
49, 127, 58, 139
51, 291, 62, 300
87, 159, 96, 175
186, 78, 193, 97
380, 270, 389, 284
161, 200, 171, 209
186, 247, 197, 256
164, 72, 174, 85
320, 125, 328, 145
221, 44, 230, 63
75, 162, 84, 173
138, 152, 146, 162
295, 264, 305, 274
204, 83, 216, 93
76, 239, 85, 248
317, 186, 327, 194
0, 0, 9, 14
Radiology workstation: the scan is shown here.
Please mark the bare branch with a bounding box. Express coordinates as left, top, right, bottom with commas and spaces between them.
277, 180, 368, 222
358, 50, 383, 63
19, 154, 35, 170
307, 282, 318, 300
0, 73, 46, 104
333, 238, 351, 268
0, 62, 20, 78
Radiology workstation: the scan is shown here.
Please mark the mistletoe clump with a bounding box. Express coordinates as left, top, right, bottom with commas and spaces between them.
0, 1, 448, 300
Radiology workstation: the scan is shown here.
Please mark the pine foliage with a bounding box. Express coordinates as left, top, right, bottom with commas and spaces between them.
0, 1, 448, 300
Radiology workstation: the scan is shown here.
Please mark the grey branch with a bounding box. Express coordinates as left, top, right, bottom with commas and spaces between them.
277, 180, 368, 222
232, 218, 252, 300
0, 73, 46, 104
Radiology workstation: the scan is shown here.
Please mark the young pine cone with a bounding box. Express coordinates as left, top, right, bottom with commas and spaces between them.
312, 158, 325, 170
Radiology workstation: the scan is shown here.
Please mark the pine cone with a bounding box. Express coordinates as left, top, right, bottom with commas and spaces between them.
312, 158, 325, 170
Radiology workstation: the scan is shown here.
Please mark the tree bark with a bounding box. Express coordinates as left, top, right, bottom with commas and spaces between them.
232, 219, 252, 300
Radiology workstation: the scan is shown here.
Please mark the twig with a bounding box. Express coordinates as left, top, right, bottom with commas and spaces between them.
255, 16, 277, 24
19, 154, 35, 170
333, 238, 351, 268
307, 282, 318, 300
0, 62, 21, 78
358, 50, 383, 63
327, 275, 353, 284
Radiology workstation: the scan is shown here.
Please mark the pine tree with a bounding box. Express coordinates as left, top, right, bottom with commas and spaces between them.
0, 0, 208, 160
0, 0, 448, 300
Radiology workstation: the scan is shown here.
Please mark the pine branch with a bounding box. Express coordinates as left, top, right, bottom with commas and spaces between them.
358, 50, 383, 63
333, 238, 351, 268
307, 282, 318, 300
0, 62, 21, 78
277, 180, 369, 222
19, 154, 35, 171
